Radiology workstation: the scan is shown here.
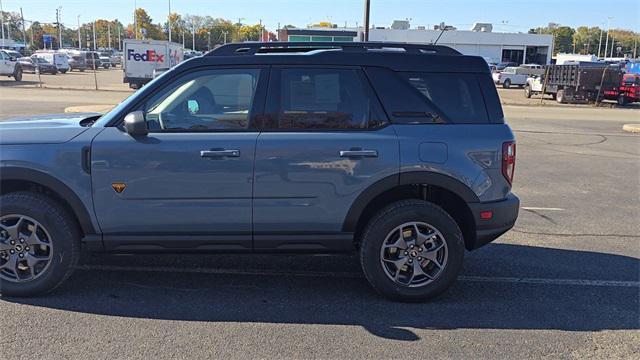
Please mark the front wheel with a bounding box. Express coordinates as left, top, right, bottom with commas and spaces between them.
502, 79, 511, 89
0, 192, 81, 297
13, 67, 22, 82
359, 200, 464, 302
524, 85, 532, 98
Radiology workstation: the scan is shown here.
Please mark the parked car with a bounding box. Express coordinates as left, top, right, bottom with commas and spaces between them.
494, 61, 519, 71
17, 57, 58, 74
33, 51, 70, 73
0, 49, 22, 81
99, 52, 113, 69
67, 54, 87, 71
492, 66, 528, 88
0, 42, 519, 301
603, 73, 640, 106
85, 51, 102, 69
111, 51, 123, 66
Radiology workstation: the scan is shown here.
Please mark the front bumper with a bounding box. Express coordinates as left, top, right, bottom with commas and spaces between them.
467, 193, 519, 250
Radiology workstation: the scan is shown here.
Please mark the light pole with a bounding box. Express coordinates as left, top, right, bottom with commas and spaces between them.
363, 0, 370, 41
222, 31, 227, 44
597, 24, 603, 58
603, 17, 612, 60
191, 21, 195, 50
56, 7, 63, 49
77, 15, 82, 49
0, 0, 5, 47
107, 22, 111, 49
168, 0, 172, 42
92, 20, 96, 50
133, 0, 138, 40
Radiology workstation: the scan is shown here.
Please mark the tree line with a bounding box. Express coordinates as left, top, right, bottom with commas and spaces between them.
1, 9, 638, 57
529, 24, 639, 58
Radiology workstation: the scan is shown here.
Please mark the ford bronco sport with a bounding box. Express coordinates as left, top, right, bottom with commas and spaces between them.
0, 42, 519, 301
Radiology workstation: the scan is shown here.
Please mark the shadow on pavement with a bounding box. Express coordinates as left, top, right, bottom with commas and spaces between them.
3, 244, 638, 341
0, 80, 41, 87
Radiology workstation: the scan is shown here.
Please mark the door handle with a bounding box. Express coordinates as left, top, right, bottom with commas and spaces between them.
339, 149, 378, 158
200, 149, 240, 158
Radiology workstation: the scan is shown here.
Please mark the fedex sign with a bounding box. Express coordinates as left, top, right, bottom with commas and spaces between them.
127, 49, 164, 62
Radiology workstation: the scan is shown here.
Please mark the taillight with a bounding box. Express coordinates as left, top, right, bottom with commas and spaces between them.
502, 141, 516, 185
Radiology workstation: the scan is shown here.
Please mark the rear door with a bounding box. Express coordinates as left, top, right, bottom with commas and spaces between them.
252, 66, 399, 250
91, 67, 268, 248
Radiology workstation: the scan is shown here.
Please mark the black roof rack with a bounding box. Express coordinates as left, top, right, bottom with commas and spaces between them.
205, 42, 461, 57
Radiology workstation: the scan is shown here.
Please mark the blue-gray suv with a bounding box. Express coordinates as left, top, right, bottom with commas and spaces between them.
0, 42, 519, 301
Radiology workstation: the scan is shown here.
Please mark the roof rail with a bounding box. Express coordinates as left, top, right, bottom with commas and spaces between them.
205, 42, 461, 57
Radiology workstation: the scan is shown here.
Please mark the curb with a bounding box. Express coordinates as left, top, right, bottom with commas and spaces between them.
65, 105, 115, 113
622, 124, 640, 133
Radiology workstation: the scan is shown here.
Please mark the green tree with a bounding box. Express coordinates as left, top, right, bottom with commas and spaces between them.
238, 24, 262, 41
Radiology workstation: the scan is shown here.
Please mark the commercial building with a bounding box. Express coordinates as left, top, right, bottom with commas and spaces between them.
278, 23, 553, 65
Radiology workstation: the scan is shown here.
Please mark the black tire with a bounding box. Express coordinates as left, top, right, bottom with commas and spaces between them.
502, 79, 511, 89
524, 85, 532, 98
0, 192, 81, 297
61, 70, 67, 74
79, 68, 85, 72
13, 67, 22, 82
617, 94, 628, 106
359, 200, 465, 302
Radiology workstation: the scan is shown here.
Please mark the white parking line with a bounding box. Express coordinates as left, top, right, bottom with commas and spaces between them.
75, 265, 639, 288
522, 207, 565, 211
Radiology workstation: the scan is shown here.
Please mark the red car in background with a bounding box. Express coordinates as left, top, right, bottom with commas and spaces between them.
604, 74, 640, 106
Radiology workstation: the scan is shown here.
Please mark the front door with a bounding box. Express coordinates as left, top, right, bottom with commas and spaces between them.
252, 66, 399, 250
91, 67, 267, 249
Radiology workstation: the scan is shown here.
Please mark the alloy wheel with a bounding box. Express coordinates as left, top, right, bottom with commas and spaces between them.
0, 215, 53, 283
379, 221, 448, 288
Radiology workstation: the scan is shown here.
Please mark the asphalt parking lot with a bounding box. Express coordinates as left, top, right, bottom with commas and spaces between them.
0, 86, 638, 359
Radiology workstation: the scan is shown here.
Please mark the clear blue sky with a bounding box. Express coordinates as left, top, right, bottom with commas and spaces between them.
5, 0, 639, 32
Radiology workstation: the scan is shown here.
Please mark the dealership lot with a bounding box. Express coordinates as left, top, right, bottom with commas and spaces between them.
0, 87, 638, 358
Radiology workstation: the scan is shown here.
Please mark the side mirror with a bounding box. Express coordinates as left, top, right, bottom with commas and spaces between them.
124, 111, 148, 137
9, 56, 16, 61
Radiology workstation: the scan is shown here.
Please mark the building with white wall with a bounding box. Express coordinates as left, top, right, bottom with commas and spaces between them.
368, 28, 553, 65
279, 23, 553, 65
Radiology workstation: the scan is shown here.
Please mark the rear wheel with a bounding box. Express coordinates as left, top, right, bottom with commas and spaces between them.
502, 79, 511, 89
359, 200, 464, 302
617, 94, 628, 106
0, 192, 81, 297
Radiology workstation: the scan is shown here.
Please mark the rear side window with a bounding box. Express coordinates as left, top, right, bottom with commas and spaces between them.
265, 68, 387, 130
400, 73, 489, 124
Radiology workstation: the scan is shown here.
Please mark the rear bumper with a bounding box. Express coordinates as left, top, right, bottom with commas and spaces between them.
467, 193, 520, 250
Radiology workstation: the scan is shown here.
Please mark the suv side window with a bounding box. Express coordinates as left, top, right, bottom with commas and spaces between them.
265, 67, 386, 130
400, 72, 489, 124
142, 69, 262, 131
0, 51, 6, 60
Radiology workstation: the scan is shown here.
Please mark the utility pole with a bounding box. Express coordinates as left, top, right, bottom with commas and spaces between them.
107, 22, 112, 49
181, 30, 184, 49
207, 30, 210, 50
92, 21, 96, 50
604, 16, 612, 60
168, 0, 172, 42
191, 21, 195, 50
362, 0, 370, 41
223, 31, 227, 44
259, 19, 263, 42
20, 7, 27, 48
117, 25, 121, 50
56, 7, 63, 49
77, 15, 82, 49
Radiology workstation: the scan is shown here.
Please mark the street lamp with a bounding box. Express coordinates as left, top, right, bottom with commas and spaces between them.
603, 16, 613, 59
77, 15, 81, 49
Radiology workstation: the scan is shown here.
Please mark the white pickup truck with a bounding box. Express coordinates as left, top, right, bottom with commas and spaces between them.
492, 67, 528, 88
0, 50, 22, 81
